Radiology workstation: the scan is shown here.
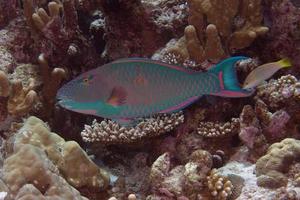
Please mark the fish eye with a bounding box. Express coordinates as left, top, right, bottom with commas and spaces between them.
79, 75, 94, 85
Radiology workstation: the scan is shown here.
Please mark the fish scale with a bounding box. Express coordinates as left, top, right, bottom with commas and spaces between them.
57, 57, 252, 123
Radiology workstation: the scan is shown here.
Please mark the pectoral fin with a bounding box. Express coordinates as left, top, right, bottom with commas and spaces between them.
107, 86, 127, 106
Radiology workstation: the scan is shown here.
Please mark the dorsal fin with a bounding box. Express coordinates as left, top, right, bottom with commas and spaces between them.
112, 58, 198, 74
106, 86, 127, 106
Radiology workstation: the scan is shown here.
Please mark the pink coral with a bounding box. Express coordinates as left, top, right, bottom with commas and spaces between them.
263, 110, 290, 140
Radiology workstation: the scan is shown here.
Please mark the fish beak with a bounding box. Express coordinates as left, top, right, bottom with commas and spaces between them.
57, 98, 75, 109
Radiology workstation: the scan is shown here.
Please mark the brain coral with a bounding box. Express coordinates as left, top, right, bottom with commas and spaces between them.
255, 138, 300, 188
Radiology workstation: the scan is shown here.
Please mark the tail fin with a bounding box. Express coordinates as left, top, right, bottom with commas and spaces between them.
208, 56, 254, 97
276, 58, 292, 68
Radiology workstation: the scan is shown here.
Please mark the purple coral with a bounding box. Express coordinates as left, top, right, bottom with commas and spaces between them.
263, 110, 290, 140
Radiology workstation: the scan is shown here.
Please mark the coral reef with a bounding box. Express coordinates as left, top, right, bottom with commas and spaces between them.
37, 53, 66, 116
255, 75, 300, 108
0, 70, 37, 117
197, 118, 240, 138
207, 168, 234, 200
148, 150, 213, 199
22, 0, 99, 68
81, 111, 184, 144
15, 116, 110, 189
0, 0, 299, 199
262, 0, 300, 68
159, 0, 268, 65
0, 0, 17, 28
3, 144, 89, 200
255, 138, 300, 188
98, 0, 168, 60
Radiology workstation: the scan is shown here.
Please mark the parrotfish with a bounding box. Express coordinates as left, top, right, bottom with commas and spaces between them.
243, 58, 292, 90
57, 57, 252, 125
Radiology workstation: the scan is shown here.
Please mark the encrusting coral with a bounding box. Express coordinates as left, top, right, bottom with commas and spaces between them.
81, 111, 184, 144
163, 0, 268, 64
14, 116, 110, 190
255, 138, 300, 188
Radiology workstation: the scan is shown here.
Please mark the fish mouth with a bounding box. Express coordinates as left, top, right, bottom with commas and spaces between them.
56, 97, 77, 109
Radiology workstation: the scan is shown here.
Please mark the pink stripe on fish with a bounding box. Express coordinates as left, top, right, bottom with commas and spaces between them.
211, 90, 251, 97
73, 109, 97, 115
159, 96, 200, 113
218, 72, 224, 90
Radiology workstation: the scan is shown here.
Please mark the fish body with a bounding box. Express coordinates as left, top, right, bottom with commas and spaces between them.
243, 58, 292, 89
57, 57, 252, 121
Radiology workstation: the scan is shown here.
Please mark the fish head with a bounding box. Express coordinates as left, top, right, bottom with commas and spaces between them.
57, 71, 100, 107
242, 77, 259, 90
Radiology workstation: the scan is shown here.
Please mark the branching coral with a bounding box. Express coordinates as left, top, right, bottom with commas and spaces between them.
197, 118, 240, 138
0, 71, 9, 97
207, 168, 234, 200
22, 0, 99, 68
255, 75, 300, 108
24, 0, 63, 32
7, 79, 37, 117
0, 70, 37, 117
38, 53, 66, 114
81, 111, 184, 144
163, 0, 268, 65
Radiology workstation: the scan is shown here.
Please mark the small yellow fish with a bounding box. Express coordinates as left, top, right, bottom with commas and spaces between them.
243, 58, 292, 90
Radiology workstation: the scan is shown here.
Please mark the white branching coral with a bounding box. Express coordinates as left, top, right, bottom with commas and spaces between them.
81, 112, 184, 144
197, 118, 240, 138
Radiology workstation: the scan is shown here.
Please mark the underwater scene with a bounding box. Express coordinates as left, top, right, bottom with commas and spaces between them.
1, 0, 300, 199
